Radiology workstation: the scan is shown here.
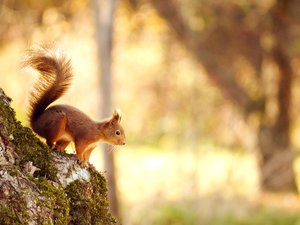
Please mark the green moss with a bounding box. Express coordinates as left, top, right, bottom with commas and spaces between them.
7, 165, 20, 177
0, 205, 23, 225
0, 169, 31, 225
0, 90, 57, 179
12, 126, 57, 179
31, 177, 70, 225
66, 169, 116, 225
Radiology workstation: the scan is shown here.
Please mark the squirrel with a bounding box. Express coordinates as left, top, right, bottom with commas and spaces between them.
23, 45, 126, 164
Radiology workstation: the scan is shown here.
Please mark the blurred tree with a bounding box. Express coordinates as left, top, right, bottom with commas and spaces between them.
135, 0, 300, 192
0, 0, 82, 44
91, 0, 121, 222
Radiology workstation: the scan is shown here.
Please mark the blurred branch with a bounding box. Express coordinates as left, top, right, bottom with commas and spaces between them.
0, 0, 81, 45
149, 0, 262, 115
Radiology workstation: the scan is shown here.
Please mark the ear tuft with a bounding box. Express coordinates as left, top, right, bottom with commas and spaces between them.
112, 108, 122, 123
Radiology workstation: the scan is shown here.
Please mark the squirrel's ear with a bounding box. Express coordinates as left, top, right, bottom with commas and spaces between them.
112, 108, 122, 123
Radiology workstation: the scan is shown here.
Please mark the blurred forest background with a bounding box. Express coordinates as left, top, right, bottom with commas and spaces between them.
1, 0, 300, 224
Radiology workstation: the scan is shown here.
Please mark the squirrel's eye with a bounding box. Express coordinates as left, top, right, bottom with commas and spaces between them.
115, 130, 121, 136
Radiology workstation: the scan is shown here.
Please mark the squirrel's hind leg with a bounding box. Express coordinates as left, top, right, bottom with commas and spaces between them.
44, 112, 68, 149
55, 139, 70, 152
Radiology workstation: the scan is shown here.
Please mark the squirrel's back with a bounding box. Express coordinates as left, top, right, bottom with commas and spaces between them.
23, 46, 73, 128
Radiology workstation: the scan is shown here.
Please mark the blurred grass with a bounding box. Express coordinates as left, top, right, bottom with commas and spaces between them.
209, 209, 300, 225
99, 143, 300, 225
140, 203, 300, 225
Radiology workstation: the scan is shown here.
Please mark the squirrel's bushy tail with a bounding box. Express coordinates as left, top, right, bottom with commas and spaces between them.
23, 45, 73, 125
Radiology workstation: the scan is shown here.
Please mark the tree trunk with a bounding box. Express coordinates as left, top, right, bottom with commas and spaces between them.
0, 88, 116, 224
91, 0, 120, 222
257, 0, 297, 192
258, 125, 296, 192
258, 37, 297, 192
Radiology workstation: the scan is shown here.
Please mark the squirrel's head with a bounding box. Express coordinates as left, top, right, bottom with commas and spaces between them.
100, 109, 126, 145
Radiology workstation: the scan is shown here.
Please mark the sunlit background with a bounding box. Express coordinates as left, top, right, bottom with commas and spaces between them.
1, 0, 300, 224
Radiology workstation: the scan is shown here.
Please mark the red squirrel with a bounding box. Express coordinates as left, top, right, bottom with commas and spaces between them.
23, 46, 126, 164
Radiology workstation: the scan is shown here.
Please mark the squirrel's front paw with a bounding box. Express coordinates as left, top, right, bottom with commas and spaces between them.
77, 157, 87, 167
51, 144, 66, 152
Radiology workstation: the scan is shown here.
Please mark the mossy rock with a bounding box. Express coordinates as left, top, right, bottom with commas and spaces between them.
0, 88, 116, 225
